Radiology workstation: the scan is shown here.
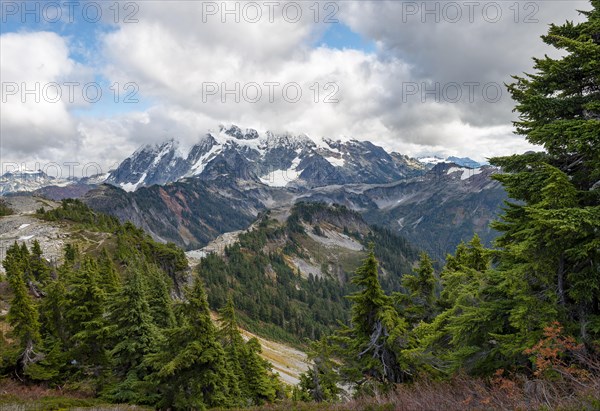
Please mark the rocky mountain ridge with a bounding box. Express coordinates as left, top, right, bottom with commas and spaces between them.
83, 161, 505, 260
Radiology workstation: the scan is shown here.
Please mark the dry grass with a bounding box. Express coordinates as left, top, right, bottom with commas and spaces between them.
0, 379, 149, 410
2, 373, 599, 410
228, 373, 600, 411
352, 374, 600, 411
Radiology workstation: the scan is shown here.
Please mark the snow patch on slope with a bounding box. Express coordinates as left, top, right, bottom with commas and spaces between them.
324, 155, 345, 167
121, 172, 147, 192
189, 144, 222, 176
447, 167, 483, 180
259, 157, 302, 187
418, 156, 446, 165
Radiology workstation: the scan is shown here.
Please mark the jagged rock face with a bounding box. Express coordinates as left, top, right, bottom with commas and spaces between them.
105, 125, 427, 191
84, 180, 270, 250
105, 139, 192, 190
222, 124, 259, 140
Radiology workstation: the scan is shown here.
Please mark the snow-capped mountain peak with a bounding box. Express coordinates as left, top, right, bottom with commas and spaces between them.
105, 126, 428, 191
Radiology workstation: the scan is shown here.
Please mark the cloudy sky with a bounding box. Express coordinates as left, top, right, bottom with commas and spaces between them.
0, 0, 590, 177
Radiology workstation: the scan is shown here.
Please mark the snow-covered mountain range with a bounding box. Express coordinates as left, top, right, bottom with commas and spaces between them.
105, 125, 427, 191
0, 170, 70, 196
0, 169, 110, 198
0, 125, 486, 197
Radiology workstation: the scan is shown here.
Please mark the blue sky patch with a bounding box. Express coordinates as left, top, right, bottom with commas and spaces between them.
318, 23, 376, 53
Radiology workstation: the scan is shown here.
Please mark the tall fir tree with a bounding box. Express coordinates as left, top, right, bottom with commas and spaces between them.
492, 0, 600, 349
438, 235, 490, 310
413, 235, 508, 375
63, 243, 79, 267
18, 243, 32, 283
64, 257, 109, 372
297, 337, 341, 402
29, 266, 71, 383
243, 337, 279, 404
30, 240, 50, 284
217, 295, 280, 405
144, 262, 176, 329
109, 264, 158, 375
398, 252, 437, 325
218, 295, 245, 403
107, 264, 159, 403
3, 244, 42, 378
144, 275, 232, 410
333, 249, 409, 390
98, 248, 121, 295
413, 2, 600, 374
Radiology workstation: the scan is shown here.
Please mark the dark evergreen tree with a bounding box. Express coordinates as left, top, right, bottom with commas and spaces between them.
3, 246, 43, 379
63, 243, 79, 267
491, 0, 600, 350
36, 269, 70, 381
107, 264, 159, 402
64, 257, 109, 372
109, 264, 158, 374
40, 274, 68, 344
413, 235, 504, 375
243, 337, 279, 404
30, 240, 50, 284
333, 249, 409, 391
144, 275, 232, 410
438, 235, 490, 310
144, 262, 176, 329
297, 337, 341, 402
411, 2, 600, 376
18, 243, 32, 284
218, 295, 245, 403
98, 248, 121, 295
398, 252, 437, 324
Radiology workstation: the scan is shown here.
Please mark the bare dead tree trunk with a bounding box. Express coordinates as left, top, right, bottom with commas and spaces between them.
27, 281, 45, 298
579, 305, 588, 341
